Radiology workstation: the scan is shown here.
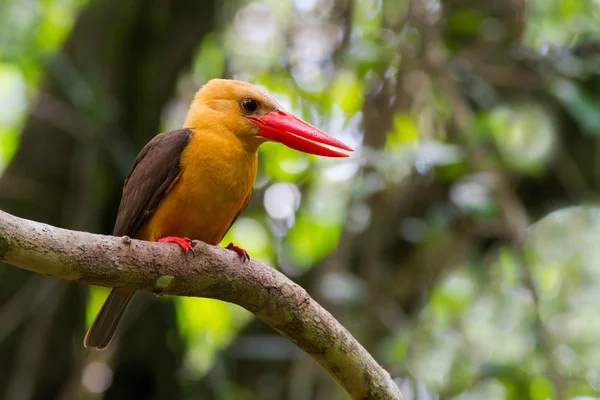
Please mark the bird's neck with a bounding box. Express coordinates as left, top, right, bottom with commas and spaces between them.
185, 128, 259, 171
183, 108, 263, 154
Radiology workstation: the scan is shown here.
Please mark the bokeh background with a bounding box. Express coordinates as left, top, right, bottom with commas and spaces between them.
1, 0, 600, 399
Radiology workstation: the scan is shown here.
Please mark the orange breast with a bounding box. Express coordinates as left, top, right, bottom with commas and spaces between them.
136, 131, 258, 245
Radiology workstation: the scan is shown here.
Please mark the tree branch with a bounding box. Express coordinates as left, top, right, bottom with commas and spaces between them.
0, 210, 403, 400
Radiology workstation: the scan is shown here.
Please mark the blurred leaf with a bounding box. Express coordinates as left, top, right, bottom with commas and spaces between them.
452, 379, 507, 400
529, 375, 554, 400
353, 0, 384, 41
328, 70, 364, 115
192, 33, 225, 83
388, 336, 409, 363
447, 10, 483, 36
259, 144, 310, 182
36, 2, 73, 50
86, 286, 111, 326
524, 0, 600, 47
430, 272, 476, 317
387, 113, 419, 150
286, 211, 342, 268
551, 79, 600, 136
482, 103, 557, 175
177, 296, 252, 375
0, 127, 19, 170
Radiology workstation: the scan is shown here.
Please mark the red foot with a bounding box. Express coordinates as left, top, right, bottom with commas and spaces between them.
158, 236, 194, 256
226, 242, 249, 262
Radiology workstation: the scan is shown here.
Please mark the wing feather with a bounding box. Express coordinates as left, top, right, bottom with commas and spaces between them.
112, 129, 193, 237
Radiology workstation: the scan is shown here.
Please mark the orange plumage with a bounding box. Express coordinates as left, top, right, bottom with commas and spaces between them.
83, 79, 352, 350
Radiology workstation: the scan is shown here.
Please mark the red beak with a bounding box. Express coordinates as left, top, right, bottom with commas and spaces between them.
249, 111, 353, 158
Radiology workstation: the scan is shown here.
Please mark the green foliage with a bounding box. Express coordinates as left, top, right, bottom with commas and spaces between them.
259, 144, 310, 182
524, 0, 600, 48
5, 0, 600, 398
328, 70, 364, 115
0, 0, 84, 172
447, 10, 484, 37
387, 114, 419, 149
484, 102, 557, 175
0, 64, 25, 170
86, 286, 111, 326
286, 210, 342, 268
177, 297, 252, 376
551, 79, 600, 136
192, 33, 226, 84
0, 127, 19, 170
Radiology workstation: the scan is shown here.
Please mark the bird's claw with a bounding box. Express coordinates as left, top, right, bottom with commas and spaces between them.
158, 236, 194, 257
226, 242, 249, 262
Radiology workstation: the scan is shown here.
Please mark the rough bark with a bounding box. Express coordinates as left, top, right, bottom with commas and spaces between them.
0, 209, 403, 400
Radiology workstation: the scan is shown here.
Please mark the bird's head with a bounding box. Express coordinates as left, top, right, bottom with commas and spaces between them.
183, 79, 352, 157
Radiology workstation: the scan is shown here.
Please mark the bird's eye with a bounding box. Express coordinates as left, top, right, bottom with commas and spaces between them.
241, 98, 258, 112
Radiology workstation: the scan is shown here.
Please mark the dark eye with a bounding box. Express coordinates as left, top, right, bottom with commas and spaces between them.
241, 98, 258, 112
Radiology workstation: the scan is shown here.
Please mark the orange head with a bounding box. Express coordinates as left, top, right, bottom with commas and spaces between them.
183, 79, 352, 157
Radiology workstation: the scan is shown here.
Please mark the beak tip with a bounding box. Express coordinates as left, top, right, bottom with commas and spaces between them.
336, 142, 353, 153
327, 150, 351, 158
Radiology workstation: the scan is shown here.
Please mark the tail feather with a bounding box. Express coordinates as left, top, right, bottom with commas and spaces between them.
83, 288, 135, 350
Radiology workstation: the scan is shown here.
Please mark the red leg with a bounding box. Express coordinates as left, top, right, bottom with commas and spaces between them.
225, 242, 249, 262
158, 236, 193, 255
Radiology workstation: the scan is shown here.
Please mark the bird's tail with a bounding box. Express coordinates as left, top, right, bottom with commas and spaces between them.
83, 287, 135, 350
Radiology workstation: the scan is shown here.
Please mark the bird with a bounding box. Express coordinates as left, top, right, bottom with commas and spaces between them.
83, 79, 352, 350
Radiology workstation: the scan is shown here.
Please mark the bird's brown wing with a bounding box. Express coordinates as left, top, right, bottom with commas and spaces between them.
112, 128, 193, 237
